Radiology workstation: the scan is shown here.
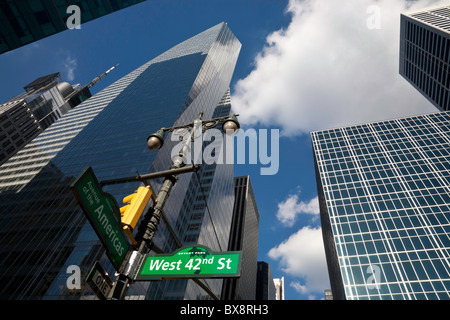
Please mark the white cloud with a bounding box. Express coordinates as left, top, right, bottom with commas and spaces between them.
290, 281, 318, 300
276, 194, 319, 227
62, 54, 77, 81
268, 226, 329, 297
232, 0, 446, 136
290, 280, 308, 294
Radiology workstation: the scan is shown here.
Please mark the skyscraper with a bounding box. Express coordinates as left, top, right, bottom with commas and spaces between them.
146, 88, 238, 300
0, 66, 116, 166
399, 4, 450, 111
0, 0, 147, 54
221, 176, 260, 300
324, 289, 333, 300
273, 277, 285, 300
0, 22, 241, 300
311, 111, 450, 300
255, 261, 276, 300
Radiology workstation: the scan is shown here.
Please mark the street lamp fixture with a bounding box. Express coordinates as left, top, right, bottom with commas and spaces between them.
111, 111, 240, 300
222, 114, 240, 135
146, 129, 165, 151
146, 113, 240, 151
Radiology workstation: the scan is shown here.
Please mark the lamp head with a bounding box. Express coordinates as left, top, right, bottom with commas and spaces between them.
147, 129, 165, 150
222, 114, 240, 135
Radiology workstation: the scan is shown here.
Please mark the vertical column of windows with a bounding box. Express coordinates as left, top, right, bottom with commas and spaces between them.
313, 112, 450, 299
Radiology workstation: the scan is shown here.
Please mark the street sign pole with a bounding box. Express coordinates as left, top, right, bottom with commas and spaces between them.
109, 166, 182, 300
109, 113, 204, 300
73, 112, 242, 300
70, 164, 200, 300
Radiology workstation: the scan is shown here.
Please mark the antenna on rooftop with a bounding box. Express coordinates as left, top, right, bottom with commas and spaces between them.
87, 64, 119, 88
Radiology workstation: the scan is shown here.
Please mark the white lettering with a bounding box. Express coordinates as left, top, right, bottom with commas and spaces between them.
149, 259, 165, 271
66, 265, 81, 290
367, 5, 381, 30
258, 129, 279, 176
66, 5, 81, 30
170, 127, 280, 175
180, 304, 215, 317
367, 264, 381, 289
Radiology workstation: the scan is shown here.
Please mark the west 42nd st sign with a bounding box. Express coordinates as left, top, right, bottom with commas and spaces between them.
133, 245, 242, 281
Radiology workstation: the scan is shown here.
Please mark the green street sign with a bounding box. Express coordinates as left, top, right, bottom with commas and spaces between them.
133, 245, 242, 281
70, 167, 130, 270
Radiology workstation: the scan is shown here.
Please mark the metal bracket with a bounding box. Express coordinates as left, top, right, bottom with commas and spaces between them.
122, 250, 142, 279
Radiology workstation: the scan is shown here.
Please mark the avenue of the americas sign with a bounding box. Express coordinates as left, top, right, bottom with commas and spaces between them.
70, 167, 130, 270
133, 245, 242, 281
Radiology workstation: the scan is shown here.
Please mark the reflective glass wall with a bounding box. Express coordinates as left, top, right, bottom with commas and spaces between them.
0, 22, 241, 300
312, 111, 450, 300
0, 0, 147, 54
399, 5, 450, 111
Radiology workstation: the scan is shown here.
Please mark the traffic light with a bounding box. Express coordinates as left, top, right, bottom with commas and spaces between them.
120, 186, 152, 244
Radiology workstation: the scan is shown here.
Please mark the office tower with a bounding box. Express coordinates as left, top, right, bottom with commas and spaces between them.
0, 66, 116, 166
0, 96, 42, 167
273, 277, 285, 300
311, 111, 450, 300
0, 22, 241, 300
221, 176, 260, 300
256, 261, 276, 300
0, 0, 146, 54
324, 289, 333, 300
399, 4, 450, 111
146, 88, 237, 300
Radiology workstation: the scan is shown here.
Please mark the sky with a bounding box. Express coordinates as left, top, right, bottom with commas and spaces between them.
0, 0, 447, 300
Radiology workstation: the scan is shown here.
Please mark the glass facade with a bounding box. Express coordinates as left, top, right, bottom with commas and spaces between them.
0, 73, 76, 166
146, 89, 237, 300
0, 22, 241, 300
311, 111, 450, 300
399, 5, 450, 111
255, 262, 276, 300
0, 0, 147, 54
0, 99, 42, 166
221, 176, 259, 300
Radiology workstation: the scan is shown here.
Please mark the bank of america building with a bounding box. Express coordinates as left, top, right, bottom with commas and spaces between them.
0, 22, 241, 299
312, 112, 450, 300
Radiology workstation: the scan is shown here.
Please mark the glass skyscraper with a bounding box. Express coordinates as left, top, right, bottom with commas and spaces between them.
221, 176, 259, 300
0, 67, 114, 167
0, 21, 241, 300
399, 4, 450, 111
255, 262, 276, 300
0, 0, 147, 54
311, 111, 450, 300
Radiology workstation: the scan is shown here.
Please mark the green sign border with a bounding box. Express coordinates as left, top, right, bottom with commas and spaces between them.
70, 166, 130, 270
133, 245, 242, 281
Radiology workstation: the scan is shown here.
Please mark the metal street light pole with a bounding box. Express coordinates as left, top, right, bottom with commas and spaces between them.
136, 112, 202, 253
110, 111, 239, 300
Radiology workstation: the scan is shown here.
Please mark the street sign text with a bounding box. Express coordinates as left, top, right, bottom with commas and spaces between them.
134, 245, 241, 281
70, 167, 130, 270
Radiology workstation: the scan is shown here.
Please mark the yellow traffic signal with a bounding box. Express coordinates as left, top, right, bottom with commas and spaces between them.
120, 186, 152, 244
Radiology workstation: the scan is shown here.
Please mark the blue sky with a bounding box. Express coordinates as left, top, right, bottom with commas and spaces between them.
0, 0, 445, 300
